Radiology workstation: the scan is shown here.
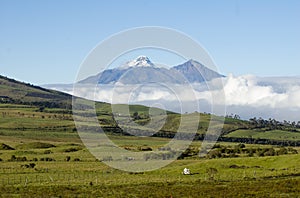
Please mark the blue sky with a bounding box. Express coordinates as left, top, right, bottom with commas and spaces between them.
0, 0, 299, 84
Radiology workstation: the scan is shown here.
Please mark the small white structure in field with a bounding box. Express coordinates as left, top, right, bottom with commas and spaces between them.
183, 168, 191, 175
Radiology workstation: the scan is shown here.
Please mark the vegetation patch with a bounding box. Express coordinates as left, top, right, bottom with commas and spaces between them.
0, 143, 14, 150
62, 147, 83, 153
16, 142, 56, 149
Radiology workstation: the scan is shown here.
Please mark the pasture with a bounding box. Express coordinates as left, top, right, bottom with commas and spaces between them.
0, 104, 300, 197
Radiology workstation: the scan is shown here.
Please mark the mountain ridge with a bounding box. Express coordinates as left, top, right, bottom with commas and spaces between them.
79, 56, 224, 84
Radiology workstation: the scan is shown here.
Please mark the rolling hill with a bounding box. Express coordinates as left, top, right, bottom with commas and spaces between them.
1, 74, 300, 145
0, 75, 72, 108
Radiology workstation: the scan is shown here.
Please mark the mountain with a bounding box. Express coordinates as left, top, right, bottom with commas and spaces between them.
172, 59, 225, 83
79, 56, 224, 84
0, 75, 72, 108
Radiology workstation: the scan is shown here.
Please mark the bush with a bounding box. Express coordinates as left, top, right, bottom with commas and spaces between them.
20, 156, 27, 161
277, 147, 288, 155
63, 147, 82, 153
40, 157, 55, 162
10, 155, 16, 161
0, 143, 14, 150
16, 142, 55, 149
207, 150, 222, 159
10, 155, 27, 162
264, 148, 275, 156
21, 163, 36, 169
65, 156, 71, 162
288, 147, 298, 154
44, 150, 52, 154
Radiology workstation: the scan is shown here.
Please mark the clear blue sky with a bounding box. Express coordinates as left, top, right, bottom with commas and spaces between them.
0, 0, 299, 84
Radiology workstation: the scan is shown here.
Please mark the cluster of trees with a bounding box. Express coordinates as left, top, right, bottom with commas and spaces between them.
2, 155, 81, 163
21, 163, 36, 169
65, 156, 80, 162
218, 137, 300, 147
143, 151, 178, 161
249, 117, 300, 130
206, 144, 298, 159
172, 144, 298, 160
0, 96, 71, 110
9, 155, 27, 162
8, 155, 55, 162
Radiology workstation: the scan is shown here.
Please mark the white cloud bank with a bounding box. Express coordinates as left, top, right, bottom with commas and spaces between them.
44, 75, 300, 121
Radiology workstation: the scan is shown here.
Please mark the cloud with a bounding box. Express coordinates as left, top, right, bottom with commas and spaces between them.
44, 75, 300, 121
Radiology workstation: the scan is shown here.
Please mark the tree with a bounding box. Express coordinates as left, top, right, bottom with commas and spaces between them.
132, 112, 140, 120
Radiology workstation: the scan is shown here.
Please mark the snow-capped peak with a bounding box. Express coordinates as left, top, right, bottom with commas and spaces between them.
126, 56, 155, 67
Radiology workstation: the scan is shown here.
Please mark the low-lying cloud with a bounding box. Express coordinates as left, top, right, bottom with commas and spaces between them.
44, 75, 300, 121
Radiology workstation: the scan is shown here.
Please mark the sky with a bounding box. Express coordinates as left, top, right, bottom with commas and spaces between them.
0, 0, 300, 85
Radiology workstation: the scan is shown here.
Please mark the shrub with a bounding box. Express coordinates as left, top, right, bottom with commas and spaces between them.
277, 147, 288, 155
65, 156, 71, 162
207, 150, 222, 159
63, 147, 82, 153
10, 155, 16, 161
288, 147, 298, 154
16, 142, 55, 149
29, 163, 36, 168
21, 163, 36, 169
0, 143, 14, 150
10, 155, 27, 162
40, 157, 55, 162
44, 150, 52, 154
264, 148, 275, 156
19, 156, 27, 161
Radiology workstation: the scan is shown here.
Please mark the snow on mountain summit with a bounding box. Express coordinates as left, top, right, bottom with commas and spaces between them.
126, 56, 155, 67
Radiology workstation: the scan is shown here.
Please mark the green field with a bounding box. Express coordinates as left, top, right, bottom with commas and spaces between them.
1, 119, 300, 197
1, 104, 300, 197
226, 129, 300, 141
0, 133, 300, 197
0, 105, 299, 197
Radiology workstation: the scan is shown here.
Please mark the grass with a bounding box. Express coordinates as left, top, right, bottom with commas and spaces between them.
0, 152, 299, 197
0, 178, 299, 197
15, 142, 56, 150
226, 129, 300, 141
0, 76, 299, 197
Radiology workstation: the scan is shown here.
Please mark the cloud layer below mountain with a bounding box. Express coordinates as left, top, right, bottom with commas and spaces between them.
44, 75, 300, 121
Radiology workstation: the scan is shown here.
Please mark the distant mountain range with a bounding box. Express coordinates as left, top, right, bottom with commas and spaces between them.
80, 56, 224, 84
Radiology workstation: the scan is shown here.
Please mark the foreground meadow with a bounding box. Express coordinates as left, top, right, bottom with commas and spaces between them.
0, 104, 300, 197
0, 133, 300, 197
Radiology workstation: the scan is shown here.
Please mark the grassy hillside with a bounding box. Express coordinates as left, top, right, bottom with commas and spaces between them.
1, 74, 300, 144
0, 75, 71, 108
225, 129, 300, 141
